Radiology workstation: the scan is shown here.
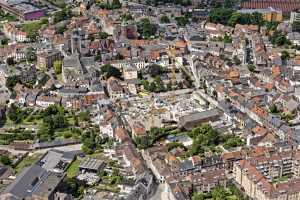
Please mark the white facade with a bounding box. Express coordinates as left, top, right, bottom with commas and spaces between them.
290, 12, 300, 24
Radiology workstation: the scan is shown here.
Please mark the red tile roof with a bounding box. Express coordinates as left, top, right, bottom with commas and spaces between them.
241, 0, 300, 13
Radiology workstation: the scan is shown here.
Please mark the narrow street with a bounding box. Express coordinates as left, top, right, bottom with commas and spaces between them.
150, 183, 169, 200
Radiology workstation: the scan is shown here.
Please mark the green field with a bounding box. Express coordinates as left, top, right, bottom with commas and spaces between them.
66, 159, 80, 178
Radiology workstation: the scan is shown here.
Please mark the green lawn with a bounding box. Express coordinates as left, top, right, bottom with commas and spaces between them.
273, 176, 289, 183
88, 153, 107, 160
66, 159, 80, 178
14, 153, 42, 175
227, 195, 239, 200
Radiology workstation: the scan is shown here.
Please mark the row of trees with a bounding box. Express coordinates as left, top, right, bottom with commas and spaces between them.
0, 131, 34, 145
209, 8, 263, 27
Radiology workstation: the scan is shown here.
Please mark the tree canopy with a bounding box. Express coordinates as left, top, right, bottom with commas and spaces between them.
7, 104, 28, 124
146, 0, 191, 6
97, 0, 122, 10
100, 64, 122, 79
147, 64, 164, 77
0, 155, 12, 166
137, 18, 157, 39
208, 8, 234, 25
270, 31, 291, 47
26, 47, 37, 62
6, 75, 19, 90
175, 16, 189, 27
247, 64, 256, 72
54, 60, 62, 75
209, 8, 263, 27
160, 15, 171, 23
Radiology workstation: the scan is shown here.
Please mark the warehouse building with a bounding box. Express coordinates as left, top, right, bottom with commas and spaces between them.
0, 0, 45, 21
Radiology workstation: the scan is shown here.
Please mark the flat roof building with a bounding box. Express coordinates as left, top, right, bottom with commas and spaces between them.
79, 158, 105, 174
0, 0, 45, 21
178, 108, 221, 130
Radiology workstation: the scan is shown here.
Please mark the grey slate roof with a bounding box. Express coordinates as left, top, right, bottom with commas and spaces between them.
3, 165, 62, 200
79, 158, 105, 171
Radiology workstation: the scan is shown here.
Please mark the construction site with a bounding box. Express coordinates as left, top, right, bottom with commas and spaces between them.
120, 88, 218, 130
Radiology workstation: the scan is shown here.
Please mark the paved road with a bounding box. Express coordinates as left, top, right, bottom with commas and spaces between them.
0, 144, 82, 155
34, 144, 82, 154
150, 183, 169, 200
0, 145, 26, 155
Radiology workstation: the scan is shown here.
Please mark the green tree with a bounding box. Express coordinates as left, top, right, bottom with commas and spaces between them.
6, 75, 19, 90
223, 33, 232, 43
212, 186, 227, 200
100, 64, 122, 79
154, 76, 165, 92
137, 18, 157, 39
223, 136, 244, 149
63, 177, 85, 198
270, 31, 291, 46
160, 15, 170, 23
112, 0, 122, 9
175, 16, 189, 27
121, 14, 133, 22
6, 57, 15, 66
149, 82, 157, 92
79, 111, 90, 121
21, 20, 48, 41
57, 24, 67, 34
269, 104, 279, 113
99, 32, 109, 39
0, 155, 12, 165
209, 8, 234, 25
7, 104, 24, 124
142, 80, 150, 91
192, 192, 206, 200
167, 142, 184, 151
265, 21, 279, 32
54, 60, 62, 75
1, 38, 9, 46
227, 12, 262, 27
26, 47, 36, 62
247, 64, 256, 72
281, 50, 290, 62
53, 7, 72, 23
147, 64, 163, 77
224, 0, 234, 8
233, 56, 241, 65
